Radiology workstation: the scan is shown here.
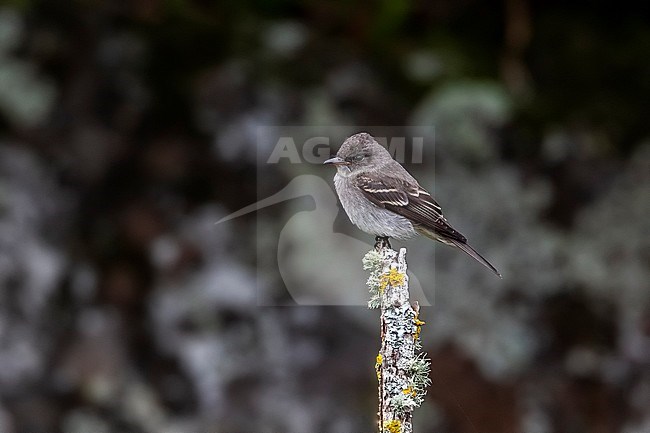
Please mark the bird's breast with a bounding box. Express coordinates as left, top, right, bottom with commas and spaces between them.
333, 174, 416, 239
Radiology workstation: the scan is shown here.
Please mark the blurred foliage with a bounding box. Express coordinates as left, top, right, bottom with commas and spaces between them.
0, 1, 649, 432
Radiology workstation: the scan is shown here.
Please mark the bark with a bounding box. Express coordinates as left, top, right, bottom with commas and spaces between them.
363, 245, 431, 433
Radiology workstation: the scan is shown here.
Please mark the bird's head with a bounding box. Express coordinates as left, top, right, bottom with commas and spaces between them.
323, 132, 392, 174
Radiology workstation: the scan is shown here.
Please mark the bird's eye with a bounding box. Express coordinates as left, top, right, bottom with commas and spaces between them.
353, 154, 364, 162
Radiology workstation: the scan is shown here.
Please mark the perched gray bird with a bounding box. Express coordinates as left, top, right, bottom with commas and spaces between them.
324, 132, 502, 278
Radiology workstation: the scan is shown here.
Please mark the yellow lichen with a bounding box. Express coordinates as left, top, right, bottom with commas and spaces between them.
375, 353, 382, 380
379, 268, 405, 292
413, 314, 425, 341
402, 387, 417, 397
383, 419, 401, 433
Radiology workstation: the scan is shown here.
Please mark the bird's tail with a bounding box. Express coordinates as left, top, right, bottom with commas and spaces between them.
447, 239, 502, 278
416, 226, 502, 278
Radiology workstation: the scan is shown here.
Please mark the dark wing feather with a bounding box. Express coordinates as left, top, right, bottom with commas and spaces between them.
356, 175, 466, 242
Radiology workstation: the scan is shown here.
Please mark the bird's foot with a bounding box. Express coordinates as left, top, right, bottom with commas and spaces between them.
374, 236, 392, 251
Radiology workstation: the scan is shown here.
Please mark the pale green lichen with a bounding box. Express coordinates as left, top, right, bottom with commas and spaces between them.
362, 250, 382, 270
408, 353, 432, 405
389, 392, 418, 414
364, 250, 409, 309
363, 250, 384, 309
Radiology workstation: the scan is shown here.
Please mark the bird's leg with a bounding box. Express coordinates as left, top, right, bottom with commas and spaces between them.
374, 236, 392, 251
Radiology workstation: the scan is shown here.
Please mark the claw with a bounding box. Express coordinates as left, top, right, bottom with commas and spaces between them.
374, 236, 392, 250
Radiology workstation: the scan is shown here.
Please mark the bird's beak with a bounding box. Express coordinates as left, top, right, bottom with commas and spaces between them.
323, 156, 348, 165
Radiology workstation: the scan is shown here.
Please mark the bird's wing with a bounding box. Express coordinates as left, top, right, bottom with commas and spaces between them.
356, 174, 467, 242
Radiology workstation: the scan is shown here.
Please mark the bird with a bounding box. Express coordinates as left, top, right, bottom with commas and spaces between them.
215, 174, 431, 304
324, 132, 502, 278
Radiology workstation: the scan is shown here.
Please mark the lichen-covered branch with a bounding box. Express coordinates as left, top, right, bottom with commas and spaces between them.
363, 246, 431, 433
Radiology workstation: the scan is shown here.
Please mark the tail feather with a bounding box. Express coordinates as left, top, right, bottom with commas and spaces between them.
416, 226, 502, 278
448, 239, 502, 278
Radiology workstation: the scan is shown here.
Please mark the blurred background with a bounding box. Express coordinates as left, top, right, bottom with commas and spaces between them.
1, 1, 649, 432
